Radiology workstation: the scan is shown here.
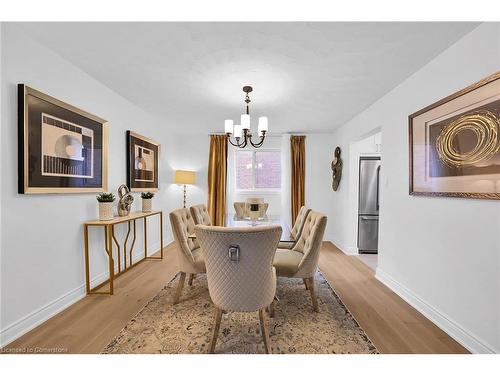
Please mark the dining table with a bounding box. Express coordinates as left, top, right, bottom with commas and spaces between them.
188, 214, 295, 244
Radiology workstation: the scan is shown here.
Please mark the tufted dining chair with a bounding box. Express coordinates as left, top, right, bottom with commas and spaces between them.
233, 202, 248, 218
273, 211, 327, 313
190, 204, 212, 226
259, 203, 269, 217
278, 206, 311, 249
195, 224, 282, 354
169, 208, 206, 304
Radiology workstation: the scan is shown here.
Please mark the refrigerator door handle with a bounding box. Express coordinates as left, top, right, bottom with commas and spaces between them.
360, 216, 378, 220
376, 165, 381, 211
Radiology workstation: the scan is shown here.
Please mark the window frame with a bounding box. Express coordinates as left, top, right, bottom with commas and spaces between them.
233, 148, 282, 193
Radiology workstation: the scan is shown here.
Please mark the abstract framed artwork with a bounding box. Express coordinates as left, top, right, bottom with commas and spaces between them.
126, 131, 160, 192
409, 72, 500, 200
18, 84, 108, 194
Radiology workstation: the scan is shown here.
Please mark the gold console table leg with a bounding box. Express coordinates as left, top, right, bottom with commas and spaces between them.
106, 225, 114, 295
84, 211, 164, 296
144, 211, 164, 260
84, 224, 90, 294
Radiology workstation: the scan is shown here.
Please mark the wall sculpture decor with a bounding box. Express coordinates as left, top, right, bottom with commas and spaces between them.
409, 72, 500, 199
18, 85, 108, 194
331, 146, 343, 191
126, 131, 160, 192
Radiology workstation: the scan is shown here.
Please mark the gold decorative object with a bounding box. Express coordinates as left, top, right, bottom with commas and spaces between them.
331, 146, 343, 191
117, 184, 134, 216
436, 110, 500, 167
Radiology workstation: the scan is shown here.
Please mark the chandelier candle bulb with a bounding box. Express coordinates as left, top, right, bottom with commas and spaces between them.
258, 116, 268, 134
241, 114, 250, 130
224, 119, 234, 134
234, 125, 243, 139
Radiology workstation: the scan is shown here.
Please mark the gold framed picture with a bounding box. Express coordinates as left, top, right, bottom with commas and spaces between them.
126, 131, 160, 192
409, 72, 500, 200
18, 85, 109, 194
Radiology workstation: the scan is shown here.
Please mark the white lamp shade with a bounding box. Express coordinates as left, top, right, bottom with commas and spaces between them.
241, 114, 250, 130
224, 119, 234, 134
234, 125, 243, 138
258, 116, 268, 134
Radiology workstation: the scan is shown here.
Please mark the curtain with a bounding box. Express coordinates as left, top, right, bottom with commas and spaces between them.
290, 135, 305, 226
207, 134, 228, 226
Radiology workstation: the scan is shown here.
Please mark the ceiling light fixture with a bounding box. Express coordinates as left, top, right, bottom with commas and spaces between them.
224, 86, 268, 148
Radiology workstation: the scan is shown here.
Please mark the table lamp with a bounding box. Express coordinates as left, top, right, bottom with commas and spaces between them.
174, 170, 196, 208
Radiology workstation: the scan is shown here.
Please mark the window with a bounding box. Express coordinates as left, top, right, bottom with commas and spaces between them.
234, 150, 281, 190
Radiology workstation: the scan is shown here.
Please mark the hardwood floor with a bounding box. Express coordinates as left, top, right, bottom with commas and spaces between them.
319, 242, 468, 354
3, 242, 468, 354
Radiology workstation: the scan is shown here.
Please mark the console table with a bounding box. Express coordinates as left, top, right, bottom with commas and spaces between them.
83, 210, 164, 295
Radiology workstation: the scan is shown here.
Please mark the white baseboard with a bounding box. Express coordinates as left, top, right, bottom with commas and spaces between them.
0, 239, 173, 348
325, 235, 357, 255
375, 268, 497, 354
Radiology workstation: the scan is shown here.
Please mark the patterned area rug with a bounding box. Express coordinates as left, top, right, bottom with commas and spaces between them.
102, 271, 377, 354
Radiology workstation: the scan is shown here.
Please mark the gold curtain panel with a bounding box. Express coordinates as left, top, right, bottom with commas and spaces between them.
207, 135, 228, 226
290, 135, 306, 225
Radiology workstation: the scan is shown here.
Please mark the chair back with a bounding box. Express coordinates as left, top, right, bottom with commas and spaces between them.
195, 225, 282, 312
291, 206, 311, 239
233, 202, 248, 218
190, 204, 212, 226
169, 208, 198, 272
259, 203, 269, 217
292, 211, 327, 277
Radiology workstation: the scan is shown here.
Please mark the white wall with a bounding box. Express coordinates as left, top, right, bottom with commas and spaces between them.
304, 134, 337, 240
168, 135, 209, 209
327, 23, 500, 353
0, 24, 182, 346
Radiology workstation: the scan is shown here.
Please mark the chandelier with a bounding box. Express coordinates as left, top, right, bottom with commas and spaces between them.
224, 86, 268, 148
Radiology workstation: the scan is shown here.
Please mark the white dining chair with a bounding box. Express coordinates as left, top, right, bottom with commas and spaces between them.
273, 211, 327, 313
195, 224, 282, 353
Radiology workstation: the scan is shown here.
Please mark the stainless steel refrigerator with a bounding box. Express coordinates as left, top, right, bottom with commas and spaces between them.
357, 157, 381, 254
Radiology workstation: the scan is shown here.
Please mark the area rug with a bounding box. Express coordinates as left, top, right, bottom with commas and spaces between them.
102, 270, 378, 354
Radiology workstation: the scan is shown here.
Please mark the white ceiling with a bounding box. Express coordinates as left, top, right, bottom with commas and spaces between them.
17, 22, 478, 135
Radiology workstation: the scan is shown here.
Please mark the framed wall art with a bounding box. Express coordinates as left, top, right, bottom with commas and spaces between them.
126, 131, 160, 192
18, 84, 108, 194
409, 72, 500, 200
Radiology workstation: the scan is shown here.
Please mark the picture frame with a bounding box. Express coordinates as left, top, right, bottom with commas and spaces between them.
18, 84, 109, 194
409, 72, 500, 200
126, 131, 160, 192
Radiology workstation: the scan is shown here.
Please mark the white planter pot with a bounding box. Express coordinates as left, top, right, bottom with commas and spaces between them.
99, 202, 114, 221
142, 198, 152, 212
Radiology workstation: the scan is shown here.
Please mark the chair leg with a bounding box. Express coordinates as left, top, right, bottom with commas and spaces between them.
209, 308, 223, 354
173, 272, 186, 304
306, 277, 319, 312
258, 309, 271, 354
188, 273, 195, 286
269, 300, 275, 318
303, 278, 309, 290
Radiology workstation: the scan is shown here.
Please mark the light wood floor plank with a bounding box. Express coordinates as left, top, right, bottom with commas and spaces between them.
3, 242, 468, 354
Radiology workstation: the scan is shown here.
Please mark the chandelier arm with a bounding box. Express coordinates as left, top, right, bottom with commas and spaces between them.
248, 130, 267, 148
249, 135, 266, 148
227, 135, 240, 147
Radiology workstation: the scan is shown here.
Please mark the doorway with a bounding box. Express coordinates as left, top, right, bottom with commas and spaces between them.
347, 131, 382, 271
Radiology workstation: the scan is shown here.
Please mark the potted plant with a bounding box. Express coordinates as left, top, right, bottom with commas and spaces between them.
141, 192, 155, 212
96, 192, 115, 221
